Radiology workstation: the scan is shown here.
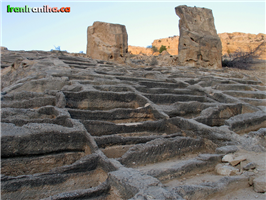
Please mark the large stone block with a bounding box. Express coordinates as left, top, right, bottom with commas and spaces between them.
86, 21, 128, 62
175, 5, 222, 69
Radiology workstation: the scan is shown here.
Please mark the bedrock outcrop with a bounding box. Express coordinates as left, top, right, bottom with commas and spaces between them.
175, 5, 222, 69
1, 36, 266, 199
86, 21, 128, 62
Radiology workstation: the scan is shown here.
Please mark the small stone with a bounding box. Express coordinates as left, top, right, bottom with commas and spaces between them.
215, 164, 239, 176
144, 103, 150, 107
243, 162, 257, 170
230, 155, 246, 166
253, 176, 266, 193
222, 154, 234, 163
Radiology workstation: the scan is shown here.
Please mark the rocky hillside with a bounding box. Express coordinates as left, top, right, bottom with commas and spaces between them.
128, 45, 153, 55
1, 47, 266, 199
129, 32, 266, 59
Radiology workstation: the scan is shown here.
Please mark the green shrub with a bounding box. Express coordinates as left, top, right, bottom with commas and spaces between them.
159, 45, 167, 53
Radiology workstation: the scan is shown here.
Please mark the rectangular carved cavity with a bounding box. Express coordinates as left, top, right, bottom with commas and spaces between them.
101, 145, 135, 158
93, 85, 132, 92
194, 103, 256, 127
1, 122, 91, 158
1, 154, 108, 200
224, 91, 266, 99
1, 106, 73, 127
117, 137, 205, 167
225, 111, 266, 134
138, 154, 222, 183
81, 119, 180, 137
68, 105, 161, 124
135, 87, 203, 95
166, 102, 216, 118
144, 94, 210, 105
1, 152, 85, 176
64, 91, 148, 110
139, 81, 188, 89
1, 92, 55, 108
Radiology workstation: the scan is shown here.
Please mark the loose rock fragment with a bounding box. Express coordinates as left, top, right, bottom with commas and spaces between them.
215, 164, 239, 176
243, 162, 257, 170
222, 154, 234, 163
230, 156, 246, 166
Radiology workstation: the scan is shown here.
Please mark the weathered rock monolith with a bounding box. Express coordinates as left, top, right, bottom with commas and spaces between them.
175, 5, 222, 69
86, 21, 128, 62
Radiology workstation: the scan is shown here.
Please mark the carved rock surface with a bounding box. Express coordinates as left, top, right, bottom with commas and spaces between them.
175, 5, 222, 69
86, 21, 128, 62
1, 47, 265, 200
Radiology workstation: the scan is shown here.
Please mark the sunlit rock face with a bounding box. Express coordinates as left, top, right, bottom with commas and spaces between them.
175, 5, 222, 69
86, 21, 128, 63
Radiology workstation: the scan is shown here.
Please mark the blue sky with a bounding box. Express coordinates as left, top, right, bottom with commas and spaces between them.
1, 1, 265, 53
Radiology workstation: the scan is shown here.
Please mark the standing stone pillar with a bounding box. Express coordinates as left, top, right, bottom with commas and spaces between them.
86, 21, 128, 62
175, 5, 222, 69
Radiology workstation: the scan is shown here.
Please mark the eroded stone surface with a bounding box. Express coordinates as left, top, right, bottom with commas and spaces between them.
87, 21, 128, 62
1, 47, 265, 199
175, 5, 222, 69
